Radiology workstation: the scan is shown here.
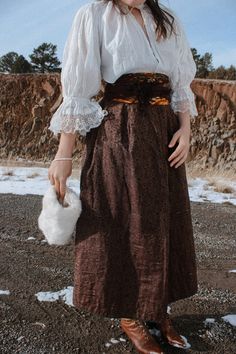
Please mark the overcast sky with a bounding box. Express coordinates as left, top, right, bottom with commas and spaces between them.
0, 0, 235, 68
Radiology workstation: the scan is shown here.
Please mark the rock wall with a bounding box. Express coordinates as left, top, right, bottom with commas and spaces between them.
191, 78, 236, 171
0, 73, 79, 163
0, 74, 235, 170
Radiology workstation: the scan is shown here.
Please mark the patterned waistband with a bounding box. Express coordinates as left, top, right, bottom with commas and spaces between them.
103, 72, 172, 106
112, 72, 170, 85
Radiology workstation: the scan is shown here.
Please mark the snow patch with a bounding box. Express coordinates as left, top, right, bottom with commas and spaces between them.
204, 317, 216, 325
170, 335, 191, 349
188, 177, 236, 205
149, 328, 162, 338
110, 338, 120, 344
0, 166, 80, 196
35, 286, 74, 307
0, 166, 236, 205
221, 314, 236, 327
104, 336, 126, 349
17, 336, 25, 341
104, 342, 112, 347
119, 336, 126, 342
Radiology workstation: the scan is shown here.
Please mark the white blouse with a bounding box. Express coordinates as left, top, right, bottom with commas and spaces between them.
48, 0, 198, 137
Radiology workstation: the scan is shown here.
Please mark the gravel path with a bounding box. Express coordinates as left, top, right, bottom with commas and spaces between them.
0, 193, 235, 353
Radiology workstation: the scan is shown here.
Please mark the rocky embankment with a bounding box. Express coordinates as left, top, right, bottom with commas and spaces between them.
191, 78, 236, 171
0, 74, 235, 170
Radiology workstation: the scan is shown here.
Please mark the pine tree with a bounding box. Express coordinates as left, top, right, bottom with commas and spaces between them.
29, 42, 61, 73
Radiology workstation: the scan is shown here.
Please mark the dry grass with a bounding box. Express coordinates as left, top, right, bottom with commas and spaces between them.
27, 172, 40, 179
187, 165, 236, 182
2, 169, 14, 176
1, 153, 15, 176
205, 178, 235, 195
184, 164, 236, 199
217, 185, 235, 194
0, 154, 82, 180
1, 156, 235, 193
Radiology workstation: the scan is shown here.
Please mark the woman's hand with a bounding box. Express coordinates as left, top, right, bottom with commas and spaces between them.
48, 158, 72, 203
48, 132, 77, 203
168, 112, 191, 168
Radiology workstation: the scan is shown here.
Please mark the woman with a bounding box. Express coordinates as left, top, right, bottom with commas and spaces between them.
48, 0, 198, 353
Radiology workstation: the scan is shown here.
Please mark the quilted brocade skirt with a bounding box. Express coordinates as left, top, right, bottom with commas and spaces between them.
73, 72, 198, 323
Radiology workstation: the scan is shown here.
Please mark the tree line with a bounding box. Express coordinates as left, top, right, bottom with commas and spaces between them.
191, 49, 236, 80
0, 42, 235, 80
0, 43, 60, 74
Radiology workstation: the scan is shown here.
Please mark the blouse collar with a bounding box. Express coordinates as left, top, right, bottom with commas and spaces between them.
115, 1, 148, 13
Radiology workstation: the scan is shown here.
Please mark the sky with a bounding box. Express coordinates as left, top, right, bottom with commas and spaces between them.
0, 0, 235, 68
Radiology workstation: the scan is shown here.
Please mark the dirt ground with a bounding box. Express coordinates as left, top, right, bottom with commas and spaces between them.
0, 193, 236, 354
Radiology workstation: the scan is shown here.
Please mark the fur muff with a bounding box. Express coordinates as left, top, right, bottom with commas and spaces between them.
38, 185, 81, 245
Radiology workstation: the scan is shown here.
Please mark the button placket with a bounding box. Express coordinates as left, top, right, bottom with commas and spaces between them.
141, 10, 160, 64
128, 8, 160, 65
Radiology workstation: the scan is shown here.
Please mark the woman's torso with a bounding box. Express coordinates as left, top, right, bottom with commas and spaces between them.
89, 0, 179, 83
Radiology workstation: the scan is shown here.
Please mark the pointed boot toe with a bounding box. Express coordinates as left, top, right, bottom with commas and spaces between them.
159, 314, 188, 349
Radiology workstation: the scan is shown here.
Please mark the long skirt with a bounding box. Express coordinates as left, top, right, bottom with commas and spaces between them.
73, 72, 198, 324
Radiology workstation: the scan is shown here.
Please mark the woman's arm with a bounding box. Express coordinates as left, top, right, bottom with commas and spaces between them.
168, 11, 198, 168
48, 132, 76, 203
177, 111, 191, 132
55, 132, 76, 159
47, 3, 106, 202
169, 11, 198, 120
48, 3, 107, 138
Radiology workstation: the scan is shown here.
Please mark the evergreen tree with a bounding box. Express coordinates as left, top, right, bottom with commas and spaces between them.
208, 65, 236, 80
12, 55, 33, 73
0, 52, 33, 73
208, 65, 226, 80
0, 52, 19, 72
29, 42, 61, 73
197, 52, 214, 78
191, 48, 201, 68
226, 65, 236, 80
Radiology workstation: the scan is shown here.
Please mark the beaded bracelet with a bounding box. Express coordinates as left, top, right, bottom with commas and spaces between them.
53, 157, 73, 162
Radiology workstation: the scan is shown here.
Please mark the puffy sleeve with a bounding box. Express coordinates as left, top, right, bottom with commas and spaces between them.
48, 3, 108, 137
169, 13, 198, 118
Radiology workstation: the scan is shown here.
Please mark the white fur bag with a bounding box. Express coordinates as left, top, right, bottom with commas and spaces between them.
38, 185, 82, 245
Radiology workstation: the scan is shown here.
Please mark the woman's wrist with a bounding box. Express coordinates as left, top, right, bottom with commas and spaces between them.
177, 111, 191, 127
55, 150, 73, 159
54, 148, 73, 159
53, 157, 73, 162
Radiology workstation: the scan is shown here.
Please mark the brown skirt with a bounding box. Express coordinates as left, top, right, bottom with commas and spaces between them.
73, 72, 198, 323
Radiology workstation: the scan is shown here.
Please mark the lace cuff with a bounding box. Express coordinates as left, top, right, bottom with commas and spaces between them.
48, 96, 109, 136
170, 85, 198, 118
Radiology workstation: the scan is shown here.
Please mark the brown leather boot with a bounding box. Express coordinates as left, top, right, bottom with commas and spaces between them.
159, 314, 188, 348
120, 318, 165, 354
